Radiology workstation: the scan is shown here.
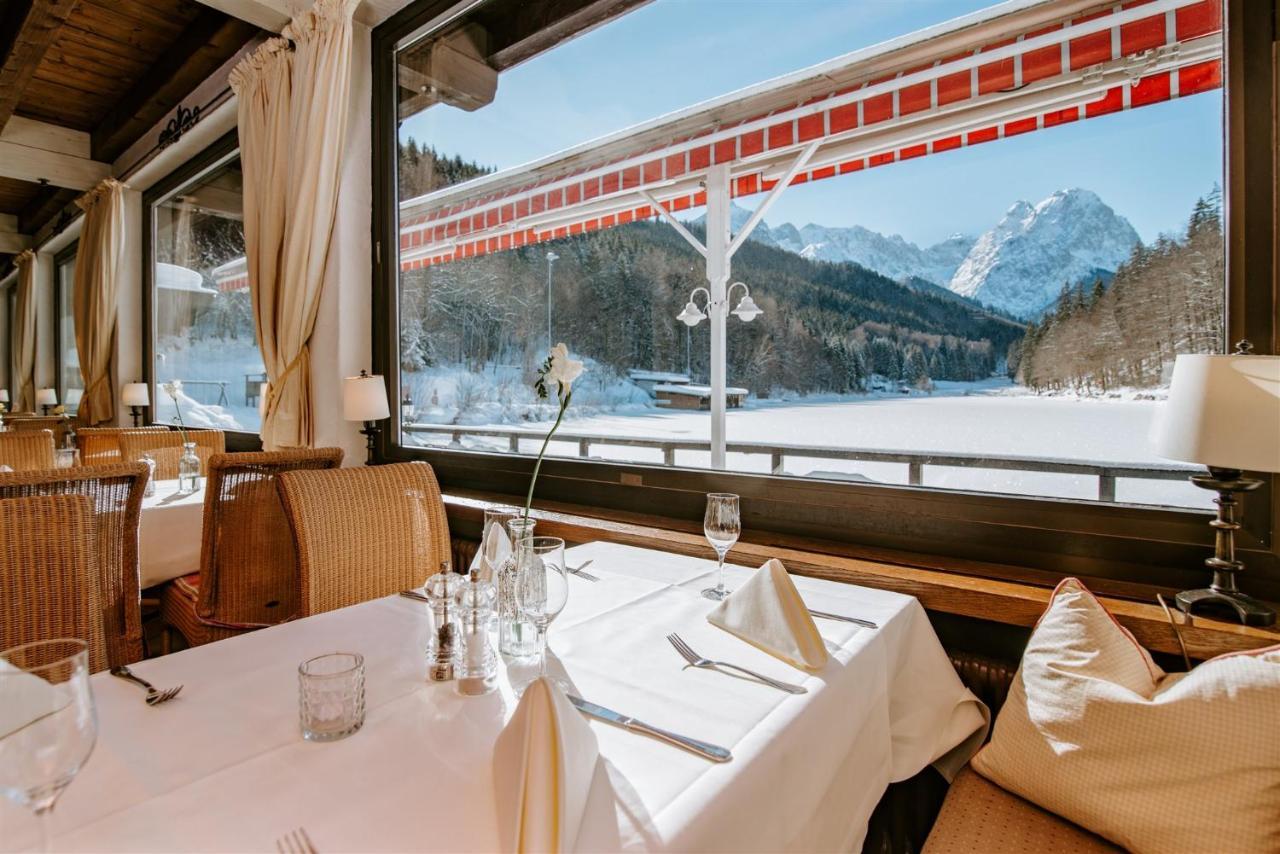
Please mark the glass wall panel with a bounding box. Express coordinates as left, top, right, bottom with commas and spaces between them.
150, 152, 262, 432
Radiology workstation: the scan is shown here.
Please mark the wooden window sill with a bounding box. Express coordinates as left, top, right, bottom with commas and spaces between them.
443, 490, 1280, 661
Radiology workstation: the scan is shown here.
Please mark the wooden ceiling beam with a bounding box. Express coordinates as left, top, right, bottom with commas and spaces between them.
0, 0, 81, 134
188, 0, 288, 33
90, 9, 259, 162
485, 0, 654, 72
0, 213, 33, 253
19, 185, 77, 238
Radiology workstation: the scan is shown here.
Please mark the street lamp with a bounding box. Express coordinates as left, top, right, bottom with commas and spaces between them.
545, 250, 559, 349
677, 282, 762, 327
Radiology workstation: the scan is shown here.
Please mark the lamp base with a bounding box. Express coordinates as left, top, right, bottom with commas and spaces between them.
359, 421, 380, 466
129, 406, 143, 428
1175, 587, 1276, 627
1177, 467, 1276, 627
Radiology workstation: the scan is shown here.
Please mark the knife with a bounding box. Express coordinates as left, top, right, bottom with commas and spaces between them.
807, 608, 878, 629
567, 695, 732, 763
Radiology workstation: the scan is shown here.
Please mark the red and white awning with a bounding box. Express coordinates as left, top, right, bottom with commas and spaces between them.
397, 0, 1221, 271
211, 256, 249, 292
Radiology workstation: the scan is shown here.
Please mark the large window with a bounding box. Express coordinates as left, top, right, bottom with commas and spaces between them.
147, 139, 262, 433
374, 0, 1276, 595
55, 246, 81, 415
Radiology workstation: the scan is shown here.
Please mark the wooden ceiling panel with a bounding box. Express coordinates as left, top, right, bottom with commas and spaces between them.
0, 177, 41, 216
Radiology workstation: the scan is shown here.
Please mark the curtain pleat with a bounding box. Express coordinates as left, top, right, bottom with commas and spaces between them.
72, 178, 127, 426
231, 0, 357, 450
11, 250, 36, 412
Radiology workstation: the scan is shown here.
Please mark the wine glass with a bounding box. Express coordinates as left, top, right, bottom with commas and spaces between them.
0, 639, 98, 852
515, 537, 570, 692
701, 493, 741, 601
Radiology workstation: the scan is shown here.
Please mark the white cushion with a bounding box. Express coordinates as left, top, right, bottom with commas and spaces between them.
971, 578, 1280, 854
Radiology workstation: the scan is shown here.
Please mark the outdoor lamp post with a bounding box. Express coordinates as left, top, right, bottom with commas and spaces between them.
343, 370, 391, 466
677, 282, 762, 328
546, 250, 559, 350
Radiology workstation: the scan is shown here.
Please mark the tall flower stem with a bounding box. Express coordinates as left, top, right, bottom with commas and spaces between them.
523, 390, 570, 522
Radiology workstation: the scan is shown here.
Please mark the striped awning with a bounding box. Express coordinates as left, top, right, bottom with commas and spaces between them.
397, 0, 1221, 271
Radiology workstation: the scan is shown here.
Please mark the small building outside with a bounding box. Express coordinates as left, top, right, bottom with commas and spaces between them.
654, 383, 747, 410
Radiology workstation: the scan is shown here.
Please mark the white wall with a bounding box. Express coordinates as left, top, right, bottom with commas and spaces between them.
34, 251, 55, 397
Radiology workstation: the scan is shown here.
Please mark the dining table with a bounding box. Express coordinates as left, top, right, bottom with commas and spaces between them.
1, 541, 988, 852
138, 481, 206, 590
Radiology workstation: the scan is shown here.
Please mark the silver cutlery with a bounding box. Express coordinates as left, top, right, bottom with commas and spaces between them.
807, 608, 878, 629
666, 633, 807, 694
109, 666, 182, 705
567, 694, 731, 762
399, 589, 429, 602
567, 560, 600, 582
276, 827, 318, 854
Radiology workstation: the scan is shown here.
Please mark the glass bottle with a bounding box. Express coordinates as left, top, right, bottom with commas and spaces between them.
454, 569, 497, 696
177, 442, 201, 494
425, 562, 462, 681
498, 518, 539, 657
140, 453, 157, 498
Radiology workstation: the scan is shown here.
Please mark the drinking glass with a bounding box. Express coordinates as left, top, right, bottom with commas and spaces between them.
701, 493, 741, 601
482, 505, 521, 542
0, 639, 98, 853
515, 537, 570, 690
298, 653, 365, 742
53, 448, 79, 469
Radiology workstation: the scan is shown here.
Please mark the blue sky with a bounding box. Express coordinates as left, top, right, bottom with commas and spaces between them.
400, 0, 1223, 246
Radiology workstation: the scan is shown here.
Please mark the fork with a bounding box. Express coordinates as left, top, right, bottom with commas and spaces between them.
567, 560, 600, 582
666, 633, 807, 694
109, 666, 183, 706
276, 827, 318, 854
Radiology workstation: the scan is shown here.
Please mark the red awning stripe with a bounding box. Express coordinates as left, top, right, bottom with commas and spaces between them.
397, 0, 1221, 270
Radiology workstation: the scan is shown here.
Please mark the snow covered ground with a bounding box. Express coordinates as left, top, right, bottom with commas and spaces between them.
406, 376, 1208, 509
153, 336, 263, 431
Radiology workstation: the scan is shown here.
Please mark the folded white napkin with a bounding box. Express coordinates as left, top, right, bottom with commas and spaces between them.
493, 677, 600, 853
707, 558, 829, 671
470, 520, 513, 583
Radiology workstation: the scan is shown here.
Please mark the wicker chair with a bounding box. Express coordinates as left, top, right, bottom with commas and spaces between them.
277, 461, 452, 616
160, 448, 345, 648
0, 429, 55, 471
0, 463, 148, 667
0, 494, 108, 673
6, 415, 71, 447
77, 426, 169, 466
118, 429, 226, 480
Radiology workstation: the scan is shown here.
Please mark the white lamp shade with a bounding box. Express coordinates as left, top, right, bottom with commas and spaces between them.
343, 373, 390, 421
122, 383, 150, 407
0, 389, 8, 403
1152, 353, 1280, 473
36, 388, 57, 406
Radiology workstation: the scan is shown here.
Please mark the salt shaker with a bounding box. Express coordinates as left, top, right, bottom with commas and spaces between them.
425, 562, 463, 682
454, 569, 497, 696
140, 453, 157, 497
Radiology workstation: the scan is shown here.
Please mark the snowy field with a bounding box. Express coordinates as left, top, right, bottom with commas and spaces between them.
407, 377, 1208, 509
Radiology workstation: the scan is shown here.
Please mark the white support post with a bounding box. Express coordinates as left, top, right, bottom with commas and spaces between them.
705, 164, 731, 470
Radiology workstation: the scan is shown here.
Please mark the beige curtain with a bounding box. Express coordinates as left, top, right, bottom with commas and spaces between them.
231, 0, 357, 450
72, 178, 127, 426
11, 250, 36, 412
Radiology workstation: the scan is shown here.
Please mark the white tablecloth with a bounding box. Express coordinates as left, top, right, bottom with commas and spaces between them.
138, 484, 205, 589
2, 542, 986, 852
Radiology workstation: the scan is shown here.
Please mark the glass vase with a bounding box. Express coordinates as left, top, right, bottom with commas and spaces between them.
177, 441, 201, 494
498, 518, 540, 657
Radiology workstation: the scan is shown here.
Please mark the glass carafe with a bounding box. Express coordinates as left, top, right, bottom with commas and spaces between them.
498, 518, 539, 657
177, 441, 201, 494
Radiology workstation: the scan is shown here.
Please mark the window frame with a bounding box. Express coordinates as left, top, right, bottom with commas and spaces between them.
53, 241, 79, 413
141, 130, 262, 451
371, 0, 1279, 601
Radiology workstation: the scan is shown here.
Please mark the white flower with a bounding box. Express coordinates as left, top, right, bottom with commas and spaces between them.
161, 380, 183, 400
544, 343, 584, 394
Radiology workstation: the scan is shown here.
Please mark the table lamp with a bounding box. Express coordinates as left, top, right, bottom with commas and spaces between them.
343, 370, 390, 465
1151, 342, 1280, 626
122, 383, 150, 427
36, 388, 57, 415
0, 388, 8, 414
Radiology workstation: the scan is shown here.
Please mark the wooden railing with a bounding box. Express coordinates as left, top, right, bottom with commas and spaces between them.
404, 423, 1199, 503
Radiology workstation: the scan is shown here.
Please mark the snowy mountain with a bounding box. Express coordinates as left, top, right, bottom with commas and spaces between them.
702, 188, 1140, 319
947, 189, 1140, 317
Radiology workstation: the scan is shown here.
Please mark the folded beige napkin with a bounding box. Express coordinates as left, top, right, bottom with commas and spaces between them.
707, 558, 829, 671
493, 677, 600, 853
470, 520, 513, 583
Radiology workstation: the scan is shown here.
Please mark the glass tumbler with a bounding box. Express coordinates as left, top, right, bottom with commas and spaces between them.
298, 652, 365, 742
53, 448, 79, 469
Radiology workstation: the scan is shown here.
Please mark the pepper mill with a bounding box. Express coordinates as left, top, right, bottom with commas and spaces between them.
454, 569, 498, 696
425, 561, 463, 682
